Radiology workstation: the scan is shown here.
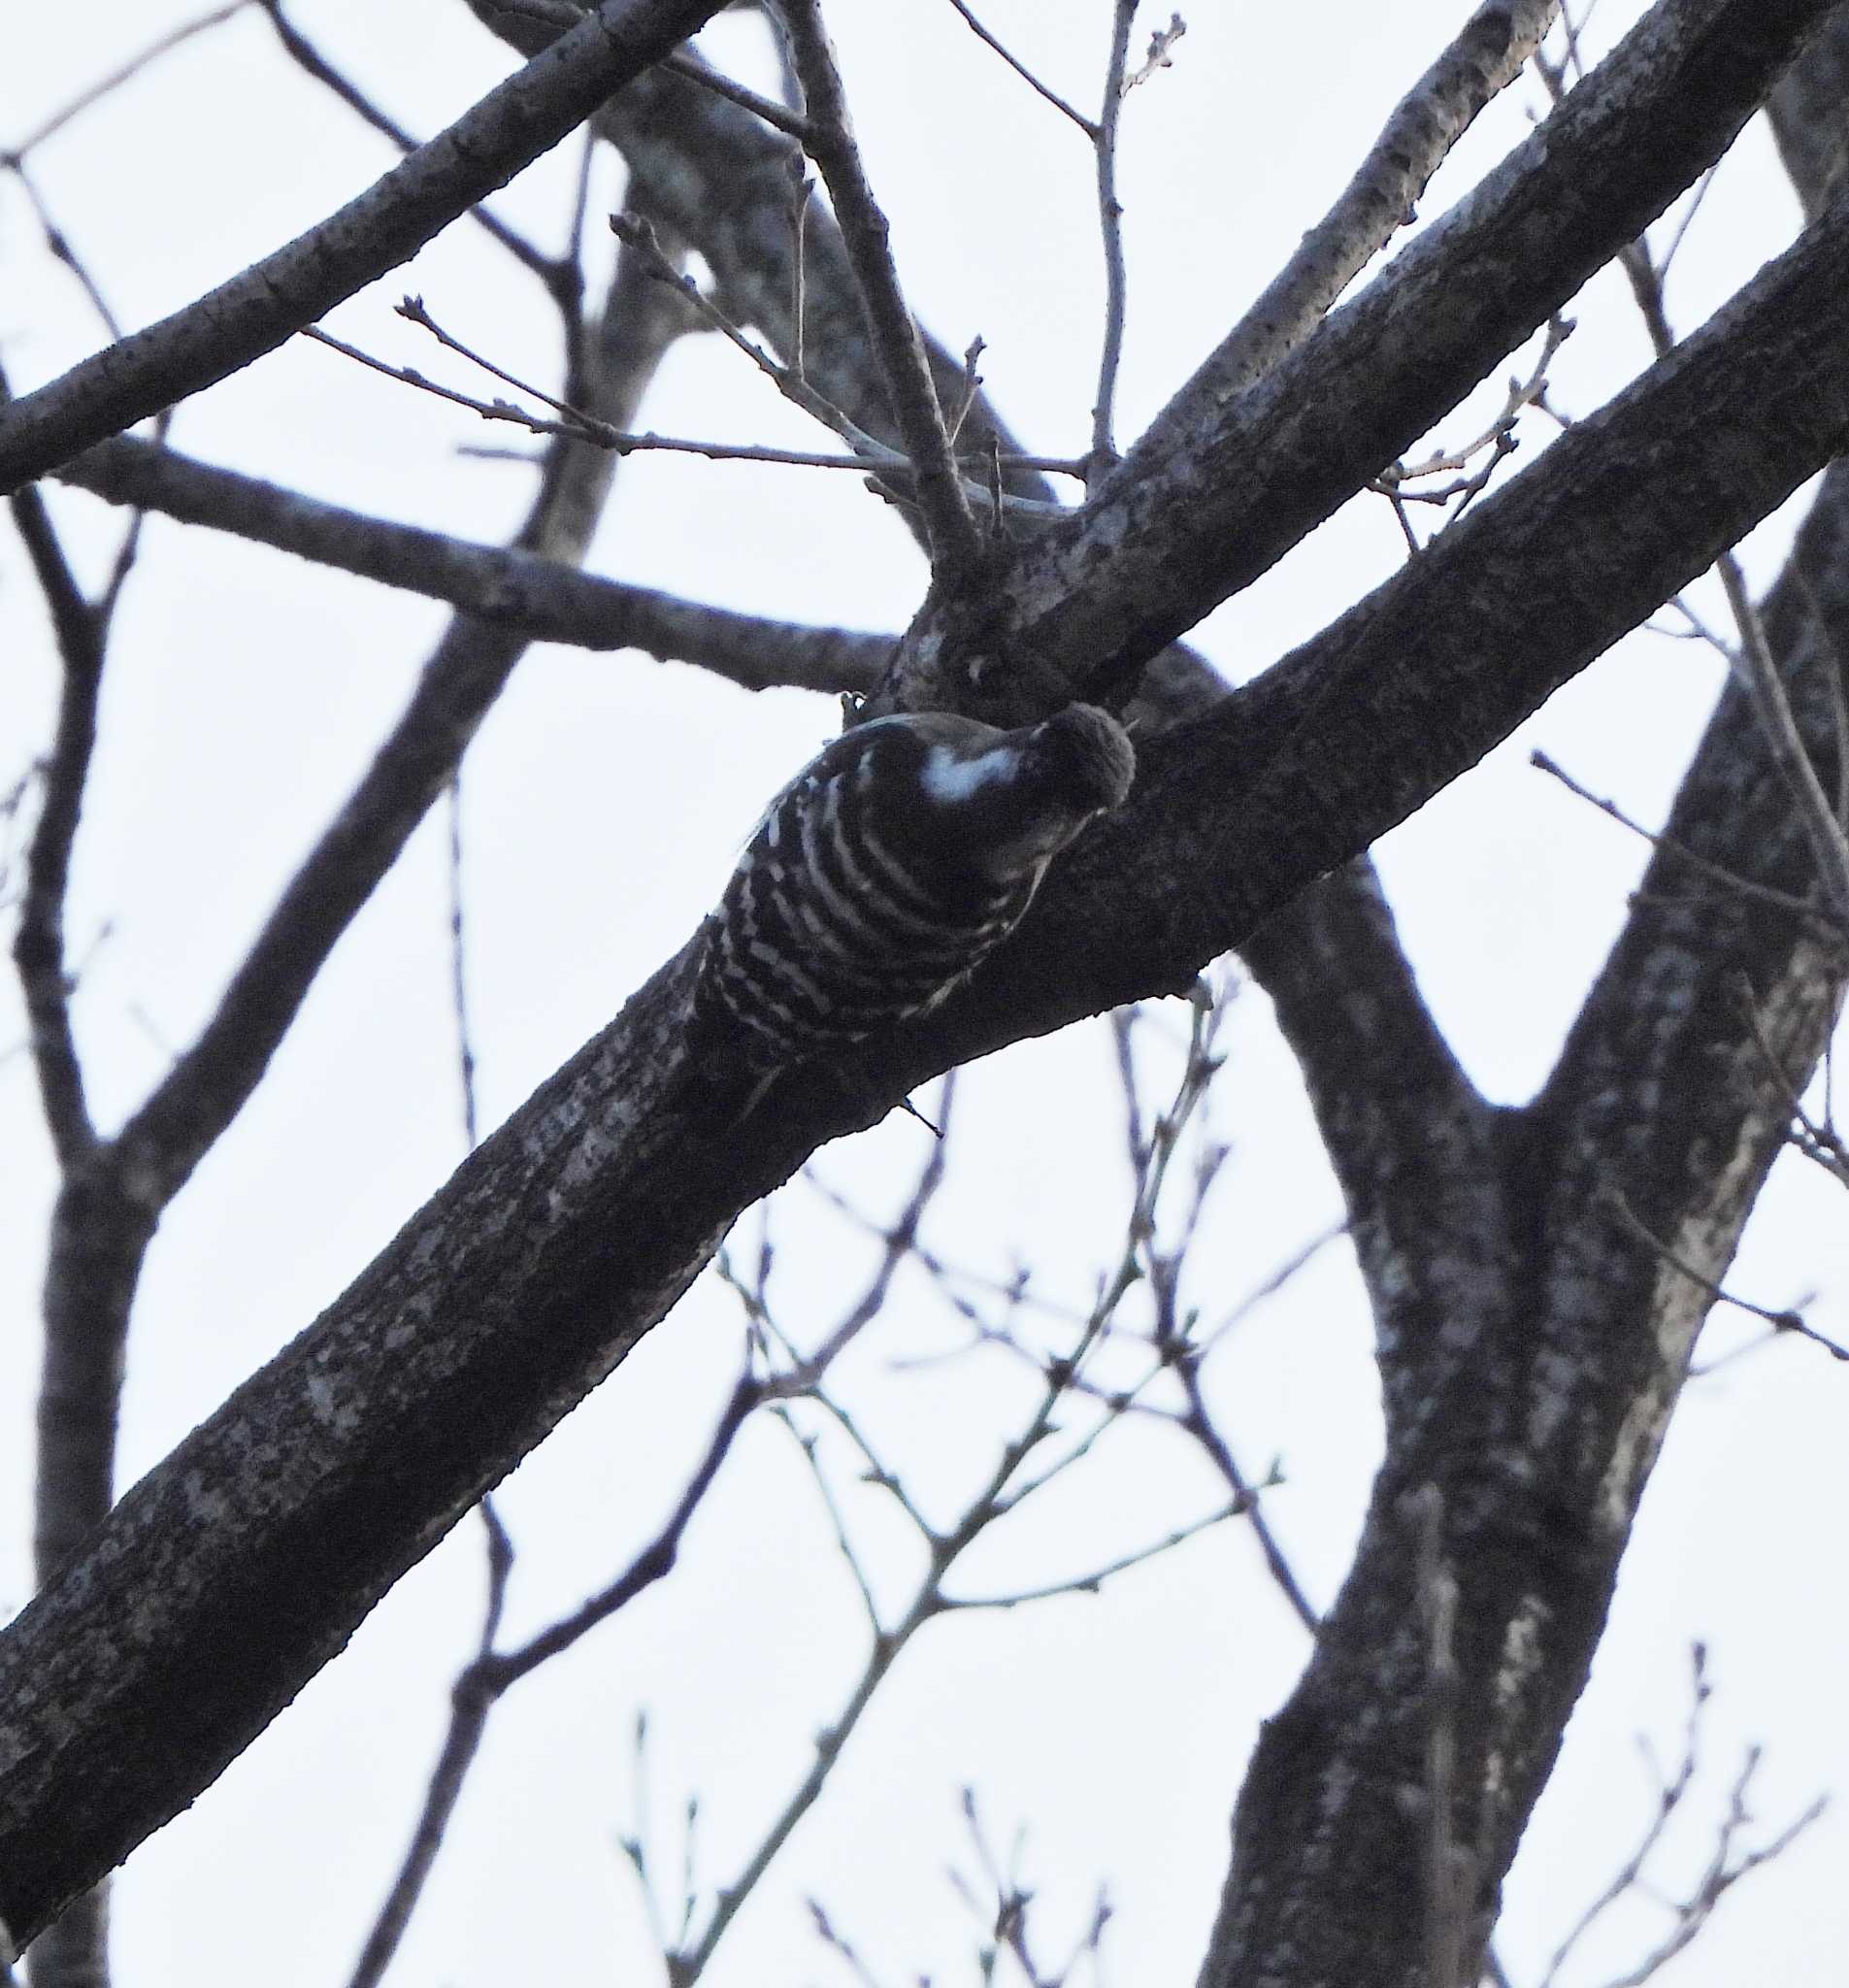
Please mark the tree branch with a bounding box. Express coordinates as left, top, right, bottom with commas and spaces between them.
6, 487, 104, 1167
779, 0, 982, 578
882, 0, 1834, 721
51, 434, 892, 692
1172, 0, 1559, 413
1238, 860, 1508, 1435
0, 0, 725, 490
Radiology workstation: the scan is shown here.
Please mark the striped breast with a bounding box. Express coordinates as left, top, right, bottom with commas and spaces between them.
694, 721, 1037, 1067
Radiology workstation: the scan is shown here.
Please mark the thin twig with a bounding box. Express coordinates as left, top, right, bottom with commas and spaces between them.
1123, 13, 1187, 93
1370, 315, 1571, 530
4, 0, 252, 158
7, 486, 103, 1166
344, 1502, 514, 1988
1539, 1642, 1828, 1988
1537, 1643, 1711, 1988
941, 0, 1098, 136
939, 1494, 1262, 1610
257, 0, 571, 299
607, 217, 941, 464
663, 49, 814, 141
308, 300, 1087, 486
1088, 0, 1139, 469
1715, 548, 1849, 936
1530, 748, 1841, 942
780, 0, 983, 580
807, 1899, 891, 1988
686, 1026, 1238, 1980
7, 158, 125, 339
1607, 1189, 1849, 1360
1588, 109, 1849, 937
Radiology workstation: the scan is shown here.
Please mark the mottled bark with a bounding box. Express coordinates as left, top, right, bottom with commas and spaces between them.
19, 237, 698, 1988
1191, 16, 1849, 1983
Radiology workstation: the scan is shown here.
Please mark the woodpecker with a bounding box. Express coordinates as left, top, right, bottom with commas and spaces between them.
694, 703, 1135, 1075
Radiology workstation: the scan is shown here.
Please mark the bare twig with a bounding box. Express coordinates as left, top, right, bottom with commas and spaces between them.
319, 272, 1087, 504
1607, 1189, 1849, 1361
1538, 1644, 1828, 1988
1584, 94, 1849, 938
1123, 13, 1186, 93
1088, 0, 1139, 468
344, 1501, 514, 1988
1370, 316, 1571, 533
7, 157, 126, 340
953, 1789, 1114, 1988
256, 0, 570, 300
941, 0, 1099, 136
807, 1898, 890, 1988
6, 487, 103, 1166
3, 0, 251, 159
938, 1493, 1261, 1610
780, 0, 982, 579
663, 49, 815, 141
342, 1371, 759, 1988
1715, 548, 1849, 935
1530, 748, 1843, 942
680, 1024, 1245, 1982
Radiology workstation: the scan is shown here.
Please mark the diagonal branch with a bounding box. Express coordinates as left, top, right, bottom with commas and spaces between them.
0, 0, 725, 490
51, 434, 891, 692
6, 488, 104, 1167
255, 0, 574, 300
779, 0, 982, 579
1237, 860, 1507, 1433
881, 0, 1834, 721
1192, 0, 1559, 408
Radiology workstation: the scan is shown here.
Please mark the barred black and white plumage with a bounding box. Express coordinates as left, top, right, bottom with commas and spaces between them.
694, 704, 1135, 1072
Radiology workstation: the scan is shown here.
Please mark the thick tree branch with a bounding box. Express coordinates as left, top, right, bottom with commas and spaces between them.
883, 0, 1836, 721
1198, 475, 1849, 1988
1197, 0, 1561, 407
1187, 23, 1849, 1982
0, 164, 1846, 1944
0, 0, 725, 491
912, 182, 1849, 1050
1238, 862, 1507, 1432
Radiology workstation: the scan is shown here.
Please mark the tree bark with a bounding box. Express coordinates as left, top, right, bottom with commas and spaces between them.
2, 160, 1848, 1944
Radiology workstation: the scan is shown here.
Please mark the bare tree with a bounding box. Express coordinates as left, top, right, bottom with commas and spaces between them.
3, 3, 1848, 1987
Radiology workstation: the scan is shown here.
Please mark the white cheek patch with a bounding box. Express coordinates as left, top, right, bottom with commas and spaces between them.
920, 741, 1021, 804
